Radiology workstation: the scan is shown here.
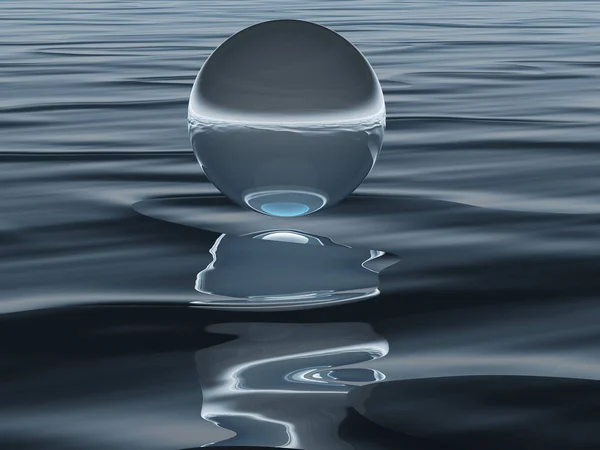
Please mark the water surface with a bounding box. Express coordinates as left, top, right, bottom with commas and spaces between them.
2, 1, 600, 448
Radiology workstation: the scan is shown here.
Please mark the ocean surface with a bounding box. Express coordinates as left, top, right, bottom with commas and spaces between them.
2, 1, 600, 449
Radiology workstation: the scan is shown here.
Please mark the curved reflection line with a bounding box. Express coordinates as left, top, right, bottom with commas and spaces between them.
251, 230, 321, 245
286, 367, 332, 385
361, 249, 386, 273
248, 291, 332, 301
243, 189, 328, 214
246, 229, 352, 248
203, 412, 299, 448
188, 100, 386, 129
221, 343, 388, 395
191, 288, 381, 311
195, 233, 225, 295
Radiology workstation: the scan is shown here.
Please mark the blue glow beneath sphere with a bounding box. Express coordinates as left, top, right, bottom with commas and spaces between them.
261, 202, 310, 217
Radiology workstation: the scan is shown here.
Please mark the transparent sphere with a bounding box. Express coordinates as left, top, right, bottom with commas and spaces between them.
188, 19, 385, 217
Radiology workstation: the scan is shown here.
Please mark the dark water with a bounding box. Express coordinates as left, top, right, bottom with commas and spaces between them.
2, 1, 600, 448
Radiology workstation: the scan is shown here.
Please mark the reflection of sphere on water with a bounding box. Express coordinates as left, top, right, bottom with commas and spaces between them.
195, 322, 388, 448
193, 230, 398, 310
188, 19, 385, 217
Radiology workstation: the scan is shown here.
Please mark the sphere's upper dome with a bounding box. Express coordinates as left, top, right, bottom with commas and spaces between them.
190, 20, 384, 122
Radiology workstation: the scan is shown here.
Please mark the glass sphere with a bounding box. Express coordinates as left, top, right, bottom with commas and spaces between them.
188, 19, 385, 217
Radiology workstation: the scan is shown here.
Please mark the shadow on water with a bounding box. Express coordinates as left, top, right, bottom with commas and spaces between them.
346, 376, 600, 450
